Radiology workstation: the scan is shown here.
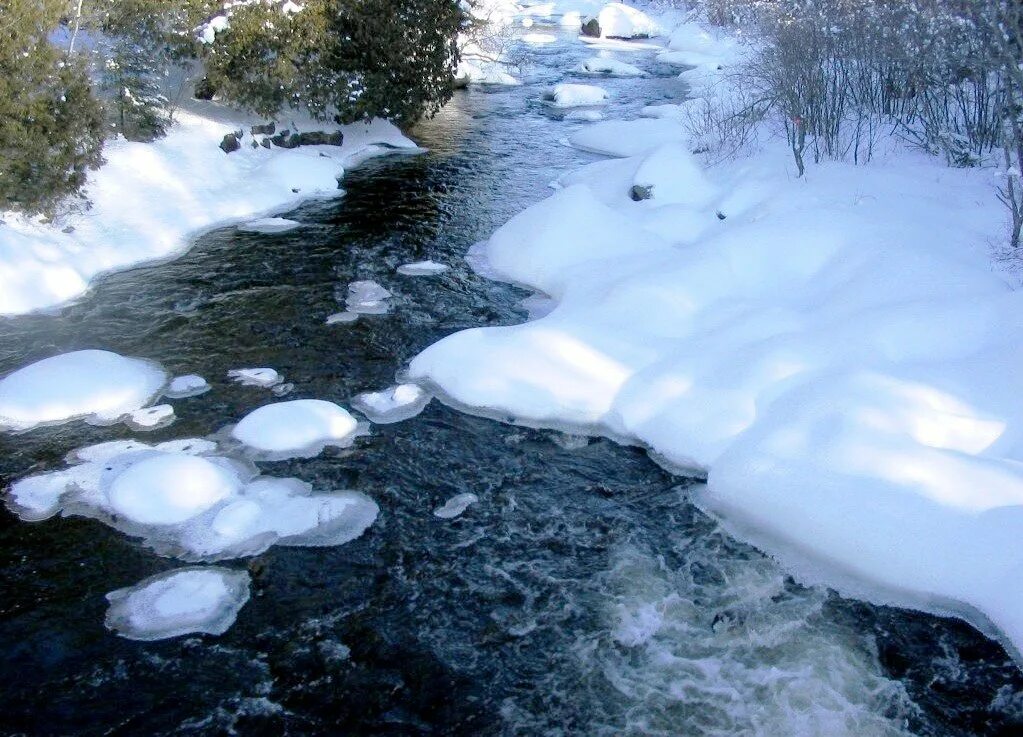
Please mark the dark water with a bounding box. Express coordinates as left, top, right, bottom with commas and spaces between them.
1, 25, 1022, 737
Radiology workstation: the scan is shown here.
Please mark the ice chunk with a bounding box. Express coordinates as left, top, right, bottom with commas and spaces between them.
165, 374, 211, 398
597, 3, 662, 39
351, 384, 431, 424
397, 260, 449, 276
104, 567, 250, 641
544, 83, 608, 108
231, 399, 360, 457
238, 217, 302, 234
126, 404, 176, 431
345, 280, 392, 315
577, 57, 646, 77
433, 493, 479, 519
106, 453, 240, 525
0, 350, 168, 432
567, 118, 683, 157
326, 311, 360, 325
227, 368, 282, 388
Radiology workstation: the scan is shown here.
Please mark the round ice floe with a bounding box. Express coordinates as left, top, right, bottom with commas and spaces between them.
397, 260, 449, 276
0, 350, 168, 432
351, 384, 431, 424
227, 368, 282, 388
238, 217, 302, 234
105, 567, 250, 641
433, 493, 479, 519
126, 404, 175, 431
231, 399, 360, 456
165, 374, 211, 399
106, 454, 240, 525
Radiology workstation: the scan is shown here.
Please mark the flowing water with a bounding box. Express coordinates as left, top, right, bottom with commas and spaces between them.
1, 24, 1022, 737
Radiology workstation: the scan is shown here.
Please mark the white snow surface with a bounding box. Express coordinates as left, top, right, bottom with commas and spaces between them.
231, 399, 360, 457
107, 454, 239, 525
165, 374, 211, 398
0, 350, 168, 432
577, 56, 646, 77
105, 567, 250, 641
351, 384, 432, 424
596, 3, 662, 39
0, 109, 417, 316
411, 114, 1023, 658
567, 118, 683, 157
545, 83, 609, 108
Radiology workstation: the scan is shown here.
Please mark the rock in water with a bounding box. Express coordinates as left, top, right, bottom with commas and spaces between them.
105, 567, 251, 641
581, 18, 601, 37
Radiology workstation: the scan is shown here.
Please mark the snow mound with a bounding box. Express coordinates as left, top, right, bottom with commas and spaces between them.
577, 57, 646, 77
345, 279, 392, 315
231, 399, 361, 458
351, 384, 432, 424
107, 454, 240, 525
433, 493, 479, 519
397, 260, 449, 276
7, 439, 379, 560
567, 118, 683, 157
238, 217, 302, 234
105, 567, 250, 641
544, 83, 609, 108
640, 102, 699, 122
165, 374, 211, 398
0, 350, 168, 432
632, 143, 719, 208
597, 3, 662, 39
228, 368, 282, 388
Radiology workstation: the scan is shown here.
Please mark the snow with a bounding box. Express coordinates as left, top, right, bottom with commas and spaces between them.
0, 350, 168, 432
228, 368, 282, 388
397, 260, 449, 276
351, 384, 431, 424
523, 32, 558, 44
596, 3, 662, 39
433, 493, 479, 519
231, 399, 360, 457
107, 454, 240, 525
640, 102, 699, 122
410, 51, 1023, 656
564, 110, 605, 122
0, 109, 418, 316
326, 311, 360, 325
544, 83, 609, 108
238, 217, 303, 234
7, 438, 379, 560
126, 403, 176, 430
577, 57, 646, 77
165, 374, 211, 398
344, 279, 392, 314
567, 118, 683, 157
104, 567, 250, 641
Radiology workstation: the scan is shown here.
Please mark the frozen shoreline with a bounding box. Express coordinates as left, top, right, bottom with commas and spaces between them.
0, 103, 421, 316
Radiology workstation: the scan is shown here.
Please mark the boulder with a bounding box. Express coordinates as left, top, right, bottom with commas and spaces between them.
630, 184, 654, 201
251, 122, 276, 136
581, 18, 601, 37
219, 132, 241, 154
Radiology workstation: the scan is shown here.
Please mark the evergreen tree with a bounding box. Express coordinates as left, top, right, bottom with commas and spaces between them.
0, 0, 105, 214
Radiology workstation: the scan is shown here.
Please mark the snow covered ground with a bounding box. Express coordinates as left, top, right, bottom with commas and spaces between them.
0, 104, 419, 316
410, 1, 1023, 662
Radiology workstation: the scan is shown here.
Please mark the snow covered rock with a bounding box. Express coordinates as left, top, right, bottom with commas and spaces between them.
567, 118, 684, 157
597, 4, 661, 39
104, 567, 250, 641
126, 404, 176, 431
228, 368, 283, 388
0, 350, 168, 432
238, 217, 303, 234
231, 399, 360, 457
577, 57, 646, 77
544, 83, 609, 108
351, 384, 432, 424
397, 260, 449, 276
165, 374, 211, 399
107, 453, 241, 525
631, 143, 719, 208
433, 493, 479, 519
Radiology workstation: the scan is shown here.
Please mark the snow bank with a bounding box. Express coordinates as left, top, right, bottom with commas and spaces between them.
567, 118, 683, 157
0, 350, 168, 432
577, 57, 646, 77
7, 439, 379, 560
544, 83, 609, 108
351, 384, 431, 424
597, 3, 662, 39
0, 109, 417, 316
105, 567, 250, 641
231, 399, 360, 457
410, 135, 1023, 658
